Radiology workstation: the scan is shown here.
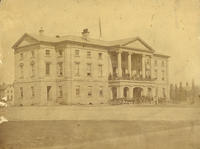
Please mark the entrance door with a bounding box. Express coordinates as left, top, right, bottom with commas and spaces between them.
133, 87, 143, 98
123, 87, 129, 98
112, 87, 117, 99
47, 86, 52, 101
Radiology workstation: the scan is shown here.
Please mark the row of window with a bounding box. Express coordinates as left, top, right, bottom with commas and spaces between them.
74, 63, 103, 77
19, 86, 104, 99
19, 62, 36, 78
57, 85, 104, 98
75, 50, 103, 59
19, 61, 103, 78
45, 49, 103, 59
19, 49, 63, 61
46, 62, 103, 77
7, 90, 13, 93
154, 69, 166, 80
20, 51, 35, 60
75, 86, 103, 97
154, 60, 165, 67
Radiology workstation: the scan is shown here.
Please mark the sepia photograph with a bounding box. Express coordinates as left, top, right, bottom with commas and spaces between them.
0, 0, 200, 148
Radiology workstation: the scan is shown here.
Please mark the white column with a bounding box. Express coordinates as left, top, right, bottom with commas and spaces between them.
142, 54, 146, 79
150, 56, 153, 79
129, 87, 133, 98
117, 86, 123, 98
110, 87, 113, 99
128, 52, 132, 76
117, 51, 122, 77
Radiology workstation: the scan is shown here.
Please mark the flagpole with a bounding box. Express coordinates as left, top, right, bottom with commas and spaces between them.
99, 17, 102, 39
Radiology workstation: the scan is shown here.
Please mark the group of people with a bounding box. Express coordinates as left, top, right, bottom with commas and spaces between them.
109, 69, 151, 81
114, 95, 164, 105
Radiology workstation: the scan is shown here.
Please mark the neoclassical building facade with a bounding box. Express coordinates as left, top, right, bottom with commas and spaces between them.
13, 29, 169, 106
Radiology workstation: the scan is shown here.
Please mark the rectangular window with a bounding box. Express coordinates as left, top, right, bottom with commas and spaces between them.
88, 86, 92, 97
75, 50, 80, 57
146, 58, 150, 65
45, 50, 50, 56
75, 62, 80, 76
162, 70, 165, 80
31, 63, 35, 77
87, 51, 91, 58
20, 87, 23, 98
98, 53, 102, 59
154, 69, 157, 78
20, 53, 23, 60
46, 63, 50, 75
58, 50, 63, 57
31, 86, 35, 97
58, 86, 63, 97
57, 62, 63, 76
87, 63, 92, 76
154, 60, 157, 66
75, 86, 80, 96
99, 86, 103, 97
20, 64, 24, 78
98, 64, 103, 77
31, 51, 35, 58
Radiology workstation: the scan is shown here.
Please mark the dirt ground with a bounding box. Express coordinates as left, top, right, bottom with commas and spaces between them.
0, 105, 200, 149
0, 120, 200, 149
1, 105, 200, 121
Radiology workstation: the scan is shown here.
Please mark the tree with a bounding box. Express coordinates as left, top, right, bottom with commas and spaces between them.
185, 82, 190, 103
170, 84, 175, 102
179, 82, 183, 102
191, 79, 196, 104
174, 84, 178, 103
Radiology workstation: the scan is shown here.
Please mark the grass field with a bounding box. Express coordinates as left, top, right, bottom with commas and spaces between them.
0, 120, 200, 149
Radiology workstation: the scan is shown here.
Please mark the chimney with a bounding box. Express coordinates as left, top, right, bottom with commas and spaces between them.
39, 27, 44, 35
82, 28, 89, 40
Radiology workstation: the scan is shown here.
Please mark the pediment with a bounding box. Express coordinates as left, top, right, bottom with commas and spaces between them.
122, 38, 154, 52
12, 34, 39, 49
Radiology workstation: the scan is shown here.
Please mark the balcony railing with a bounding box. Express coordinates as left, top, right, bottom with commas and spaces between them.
108, 74, 157, 81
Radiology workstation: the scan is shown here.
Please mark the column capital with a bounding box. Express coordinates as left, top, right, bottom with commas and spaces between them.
142, 54, 146, 57
116, 50, 123, 54
128, 51, 133, 55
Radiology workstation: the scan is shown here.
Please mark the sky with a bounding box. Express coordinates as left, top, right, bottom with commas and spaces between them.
0, 0, 200, 86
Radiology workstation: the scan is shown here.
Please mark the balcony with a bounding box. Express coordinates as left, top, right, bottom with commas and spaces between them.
108, 73, 156, 81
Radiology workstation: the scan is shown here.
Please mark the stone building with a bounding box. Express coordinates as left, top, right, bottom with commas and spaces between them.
0, 83, 14, 105
4, 84, 14, 105
13, 29, 169, 106
0, 83, 7, 100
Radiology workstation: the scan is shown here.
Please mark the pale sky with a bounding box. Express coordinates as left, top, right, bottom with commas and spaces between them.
0, 0, 200, 85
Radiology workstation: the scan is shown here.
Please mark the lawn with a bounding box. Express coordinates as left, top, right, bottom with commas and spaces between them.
0, 120, 199, 149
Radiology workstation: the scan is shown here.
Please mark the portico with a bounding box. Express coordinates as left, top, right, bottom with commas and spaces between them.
109, 49, 153, 81
108, 46, 158, 103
